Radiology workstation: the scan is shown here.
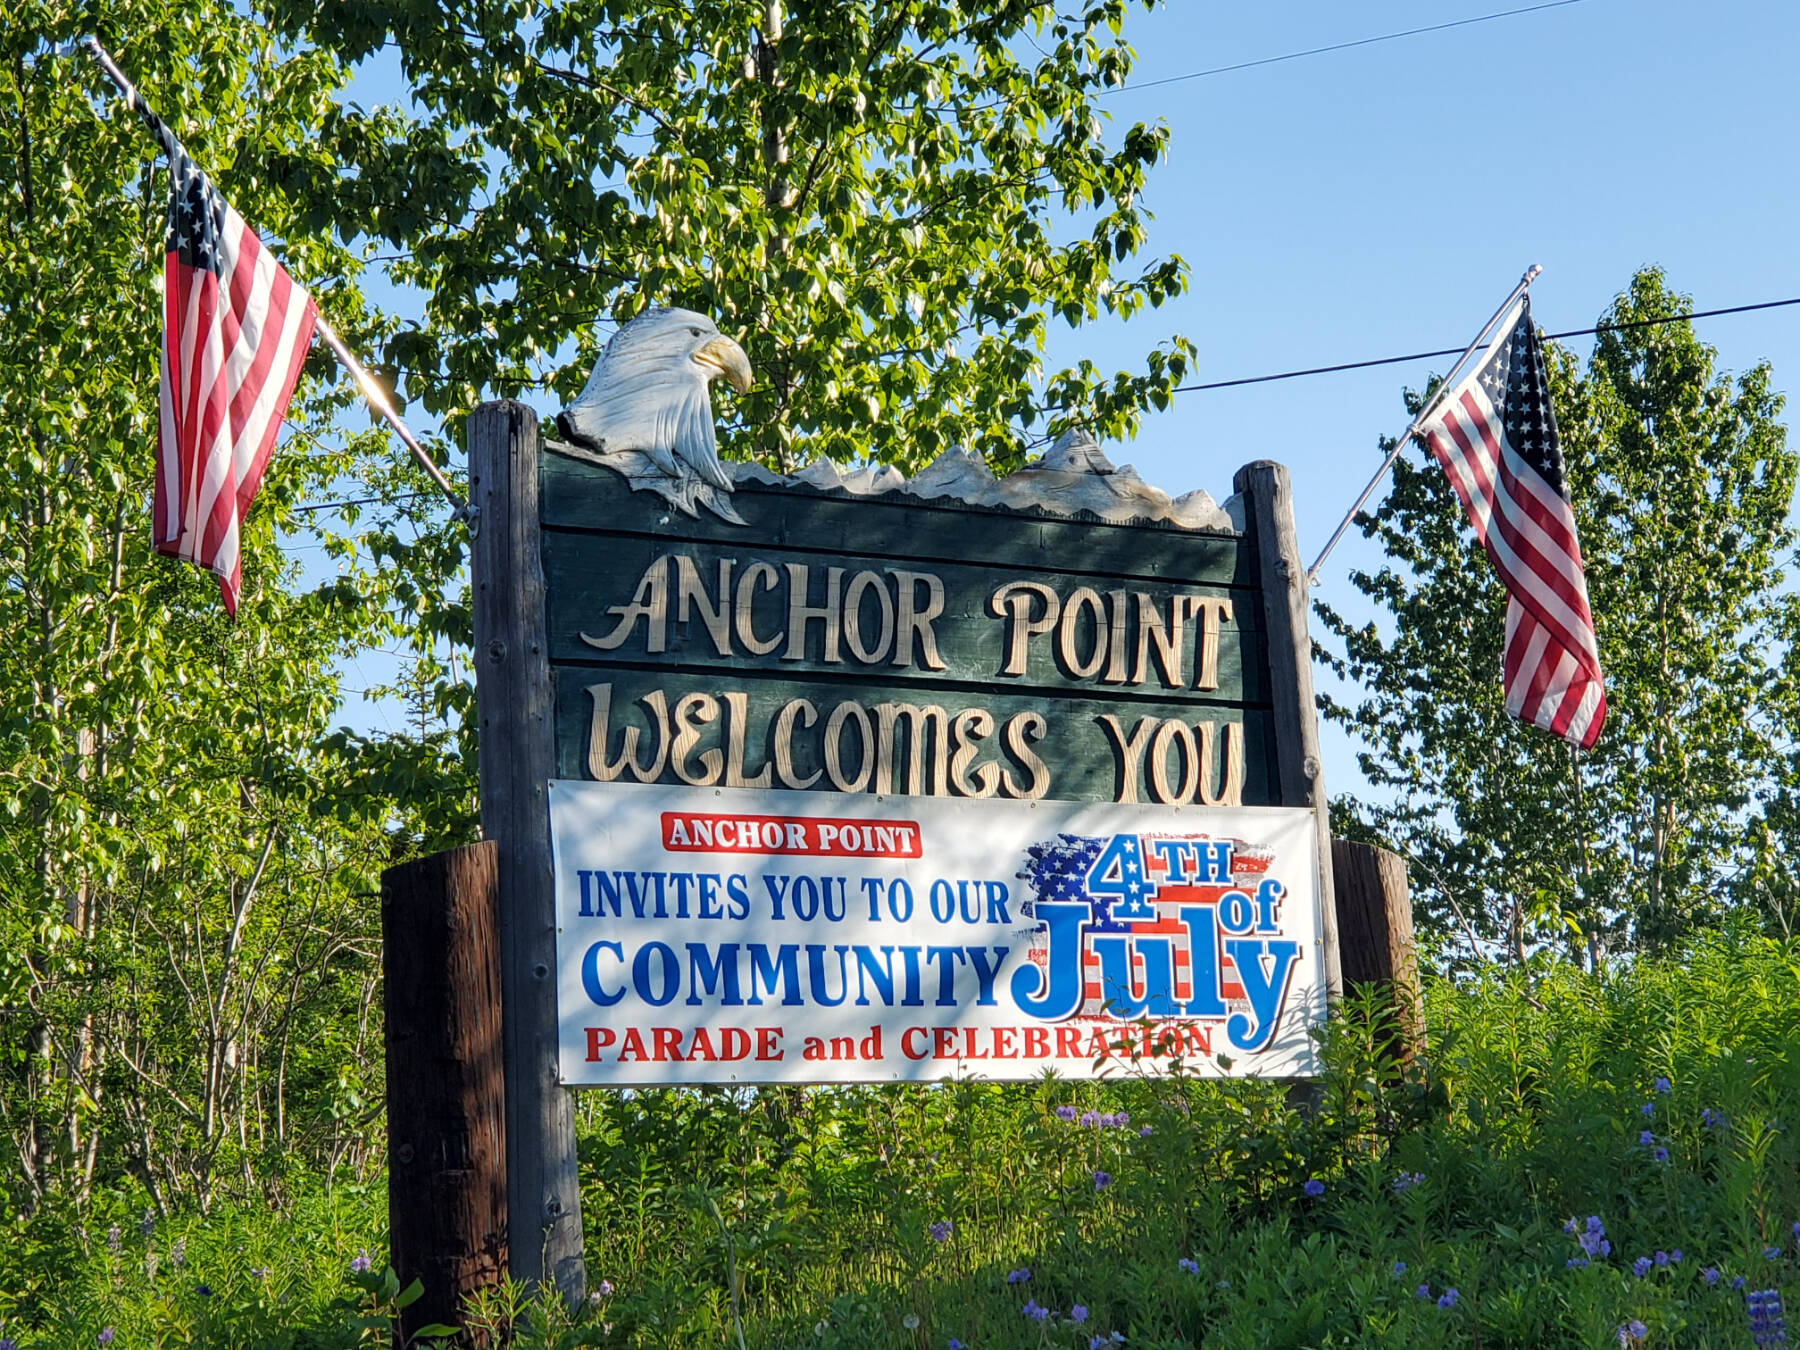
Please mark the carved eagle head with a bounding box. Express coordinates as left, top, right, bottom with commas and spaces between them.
555, 307, 753, 491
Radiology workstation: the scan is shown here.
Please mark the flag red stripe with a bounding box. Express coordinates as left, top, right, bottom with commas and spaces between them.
1421, 315, 1606, 750
156, 160, 316, 617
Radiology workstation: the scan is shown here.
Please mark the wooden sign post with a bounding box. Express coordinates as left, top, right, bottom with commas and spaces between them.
469, 402, 586, 1300
463, 398, 1380, 1294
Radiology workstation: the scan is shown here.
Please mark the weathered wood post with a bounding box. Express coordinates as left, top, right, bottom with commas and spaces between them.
1331, 839, 1425, 1062
380, 842, 508, 1343
1235, 460, 1343, 1005
469, 401, 587, 1300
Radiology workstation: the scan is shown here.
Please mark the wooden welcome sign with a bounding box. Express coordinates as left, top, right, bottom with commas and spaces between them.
464, 400, 1342, 1293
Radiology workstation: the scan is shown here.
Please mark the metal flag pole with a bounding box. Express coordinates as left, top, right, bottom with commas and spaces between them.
1304, 264, 1541, 584
77, 37, 475, 526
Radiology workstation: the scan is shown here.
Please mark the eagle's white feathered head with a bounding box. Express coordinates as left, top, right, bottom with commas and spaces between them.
555, 307, 753, 491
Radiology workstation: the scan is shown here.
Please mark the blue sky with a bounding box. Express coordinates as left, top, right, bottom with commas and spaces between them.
332, 0, 1800, 798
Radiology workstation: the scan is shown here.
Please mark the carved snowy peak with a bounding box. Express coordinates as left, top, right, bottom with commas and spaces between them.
724, 428, 1239, 533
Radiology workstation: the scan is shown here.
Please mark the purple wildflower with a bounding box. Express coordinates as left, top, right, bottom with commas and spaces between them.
1116, 1112, 1130, 1126
1, 1338, 15, 1350
597, 1279, 615, 1297
1768, 1246, 1784, 1260
1437, 1289, 1459, 1308
1417, 1284, 1432, 1300
1703, 1267, 1721, 1286
929, 1221, 953, 1243
1654, 1077, 1672, 1094
1178, 1258, 1199, 1274
1055, 1105, 1077, 1121
1746, 1288, 1788, 1349
1302, 1178, 1325, 1197
1007, 1268, 1031, 1284
1633, 1257, 1653, 1278
949, 1341, 964, 1350
350, 1251, 372, 1273
1738, 1277, 1750, 1291
197, 1285, 213, 1298
1671, 1250, 1683, 1263
1641, 1103, 1656, 1117
1392, 1172, 1425, 1193
1639, 1129, 1654, 1146
1702, 1108, 1724, 1128
98, 1333, 115, 1348
1392, 1261, 1407, 1276
1619, 1320, 1648, 1345
1653, 1147, 1670, 1163
1070, 1305, 1089, 1323
1568, 1258, 1590, 1268
1139, 1125, 1153, 1137
1022, 1299, 1050, 1322
1655, 1251, 1670, 1268
1093, 1171, 1113, 1191
1079, 1111, 1100, 1127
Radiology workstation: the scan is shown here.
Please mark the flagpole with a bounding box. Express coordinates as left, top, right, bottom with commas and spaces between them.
1303, 264, 1541, 585
78, 37, 475, 527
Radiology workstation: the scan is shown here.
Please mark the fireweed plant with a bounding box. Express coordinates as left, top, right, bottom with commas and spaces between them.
6, 930, 1800, 1347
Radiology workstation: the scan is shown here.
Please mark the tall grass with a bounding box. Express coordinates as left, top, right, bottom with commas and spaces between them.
8, 928, 1799, 1348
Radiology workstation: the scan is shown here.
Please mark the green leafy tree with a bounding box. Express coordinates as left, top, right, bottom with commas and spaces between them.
1319, 268, 1799, 967
272, 0, 1193, 471
0, 3, 466, 1211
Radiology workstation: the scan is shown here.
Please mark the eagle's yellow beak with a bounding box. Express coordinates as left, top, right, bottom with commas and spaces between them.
694, 333, 754, 394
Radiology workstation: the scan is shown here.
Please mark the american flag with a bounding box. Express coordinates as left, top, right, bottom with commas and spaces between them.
150, 115, 316, 616
1419, 299, 1606, 748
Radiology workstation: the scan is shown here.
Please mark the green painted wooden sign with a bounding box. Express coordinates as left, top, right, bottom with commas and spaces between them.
540, 449, 1282, 810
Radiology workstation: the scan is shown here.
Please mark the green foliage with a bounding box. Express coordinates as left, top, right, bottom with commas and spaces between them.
9, 933, 1800, 1347
271, 0, 1193, 473
0, 4, 474, 1217
1319, 268, 1800, 964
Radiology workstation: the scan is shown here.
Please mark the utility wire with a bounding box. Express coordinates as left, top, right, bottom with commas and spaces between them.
1115, 0, 1592, 93
1175, 296, 1800, 394
287, 295, 1799, 513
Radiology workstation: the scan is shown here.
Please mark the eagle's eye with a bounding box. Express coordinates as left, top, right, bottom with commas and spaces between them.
690, 327, 702, 337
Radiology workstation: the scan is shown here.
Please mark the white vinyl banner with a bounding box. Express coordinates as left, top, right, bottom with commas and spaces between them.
549, 781, 1327, 1085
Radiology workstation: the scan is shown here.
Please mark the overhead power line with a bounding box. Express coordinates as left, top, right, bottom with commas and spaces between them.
1174, 296, 1800, 394
1115, 0, 1593, 93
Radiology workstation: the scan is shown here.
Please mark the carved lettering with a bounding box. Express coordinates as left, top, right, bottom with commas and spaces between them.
1000, 710, 1050, 800
1097, 714, 1157, 805
989, 581, 1060, 676
891, 571, 948, 671
721, 690, 772, 788
584, 683, 670, 782
842, 569, 896, 665
581, 554, 669, 653
783, 564, 844, 664
669, 692, 723, 786
1131, 593, 1188, 687
674, 555, 734, 655
872, 702, 949, 795
1149, 719, 1199, 804
1056, 587, 1107, 679
733, 561, 782, 655
1196, 719, 1245, 807
949, 708, 1000, 799
771, 698, 822, 789
823, 700, 873, 792
1102, 588, 1130, 684
1191, 596, 1234, 692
